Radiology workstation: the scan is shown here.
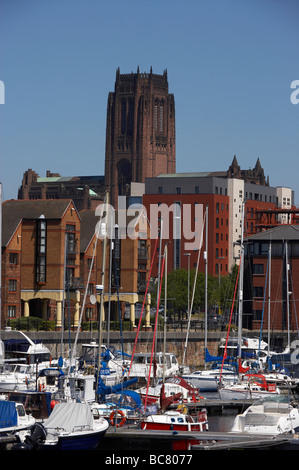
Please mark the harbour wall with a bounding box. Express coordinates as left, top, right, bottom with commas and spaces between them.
1, 329, 295, 369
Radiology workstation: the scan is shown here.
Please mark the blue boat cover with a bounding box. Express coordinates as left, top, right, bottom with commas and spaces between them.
0, 401, 18, 428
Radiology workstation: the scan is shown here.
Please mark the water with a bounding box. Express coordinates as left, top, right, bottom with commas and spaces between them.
207, 410, 238, 432
200, 390, 239, 432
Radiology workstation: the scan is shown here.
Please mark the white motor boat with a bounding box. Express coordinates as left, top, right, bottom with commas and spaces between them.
182, 365, 238, 392
128, 352, 179, 379
3, 329, 52, 372
231, 395, 299, 435
0, 364, 34, 391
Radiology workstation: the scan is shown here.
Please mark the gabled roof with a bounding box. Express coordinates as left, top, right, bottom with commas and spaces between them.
79, 210, 99, 253
245, 225, 299, 243
2, 199, 79, 247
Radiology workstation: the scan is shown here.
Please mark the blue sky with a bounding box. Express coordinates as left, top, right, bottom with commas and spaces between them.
0, 0, 298, 202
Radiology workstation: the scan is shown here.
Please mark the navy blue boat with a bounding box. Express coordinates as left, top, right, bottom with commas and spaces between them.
20, 402, 109, 450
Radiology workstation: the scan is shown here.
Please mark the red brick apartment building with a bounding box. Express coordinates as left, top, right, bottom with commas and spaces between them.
1, 199, 152, 329
79, 208, 152, 328
243, 225, 299, 331
143, 193, 230, 277
1, 199, 81, 329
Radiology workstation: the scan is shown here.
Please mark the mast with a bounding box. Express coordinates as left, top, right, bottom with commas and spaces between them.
237, 200, 245, 364
286, 241, 290, 349
204, 205, 208, 369
162, 244, 167, 384
97, 191, 109, 385
267, 242, 271, 357
0, 183, 2, 337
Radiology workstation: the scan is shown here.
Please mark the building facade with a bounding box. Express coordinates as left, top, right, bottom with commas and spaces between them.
144, 156, 295, 273
1, 199, 81, 329
18, 169, 105, 211
1, 199, 152, 330
243, 225, 299, 332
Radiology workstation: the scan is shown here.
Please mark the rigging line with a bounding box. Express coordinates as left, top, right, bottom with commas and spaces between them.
113, 247, 125, 366
144, 253, 165, 410
289, 268, 299, 338
128, 235, 159, 377
219, 257, 242, 383
182, 208, 206, 367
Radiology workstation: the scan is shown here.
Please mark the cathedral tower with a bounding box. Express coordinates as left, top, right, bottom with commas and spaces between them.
105, 67, 176, 206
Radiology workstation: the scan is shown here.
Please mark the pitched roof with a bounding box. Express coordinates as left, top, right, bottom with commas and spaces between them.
2, 199, 78, 247
79, 210, 99, 253
245, 225, 299, 243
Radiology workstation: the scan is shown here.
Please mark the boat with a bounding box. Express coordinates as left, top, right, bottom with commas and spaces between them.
138, 376, 201, 405
218, 374, 281, 401
18, 401, 109, 450
0, 399, 35, 440
3, 328, 52, 372
182, 362, 238, 392
0, 363, 33, 391
141, 409, 208, 432
91, 390, 142, 426
2, 389, 52, 419
140, 408, 208, 450
78, 342, 131, 386
231, 395, 299, 435
129, 352, 179, 380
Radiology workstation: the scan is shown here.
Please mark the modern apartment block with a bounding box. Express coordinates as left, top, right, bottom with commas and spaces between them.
144, 156, 295, 275
243, 225, 299, 332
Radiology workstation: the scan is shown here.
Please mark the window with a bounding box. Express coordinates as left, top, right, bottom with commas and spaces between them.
7, 305, 16, 318
112, 227, 121, 287
87, 258, 94, 270
8, 279, 17, 292
9, 253, 18, 264
36, 218, 47, 283
253, 286, 263, 298
253, 264, 264, 274
159, 102, 164, 132
87, 283, 94, 295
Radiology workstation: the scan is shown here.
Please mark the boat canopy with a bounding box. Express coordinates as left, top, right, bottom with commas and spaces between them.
0, 401, 18, 428
43, 402, 93, 433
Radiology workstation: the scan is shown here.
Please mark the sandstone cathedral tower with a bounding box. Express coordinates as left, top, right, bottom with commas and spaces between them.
105, 67, 176, 206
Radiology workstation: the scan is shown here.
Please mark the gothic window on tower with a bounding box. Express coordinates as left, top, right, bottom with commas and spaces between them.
127, 99, 134, 135
154, 100, 158, 132
159, 101, 164, 133
121, 99, 126, 134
